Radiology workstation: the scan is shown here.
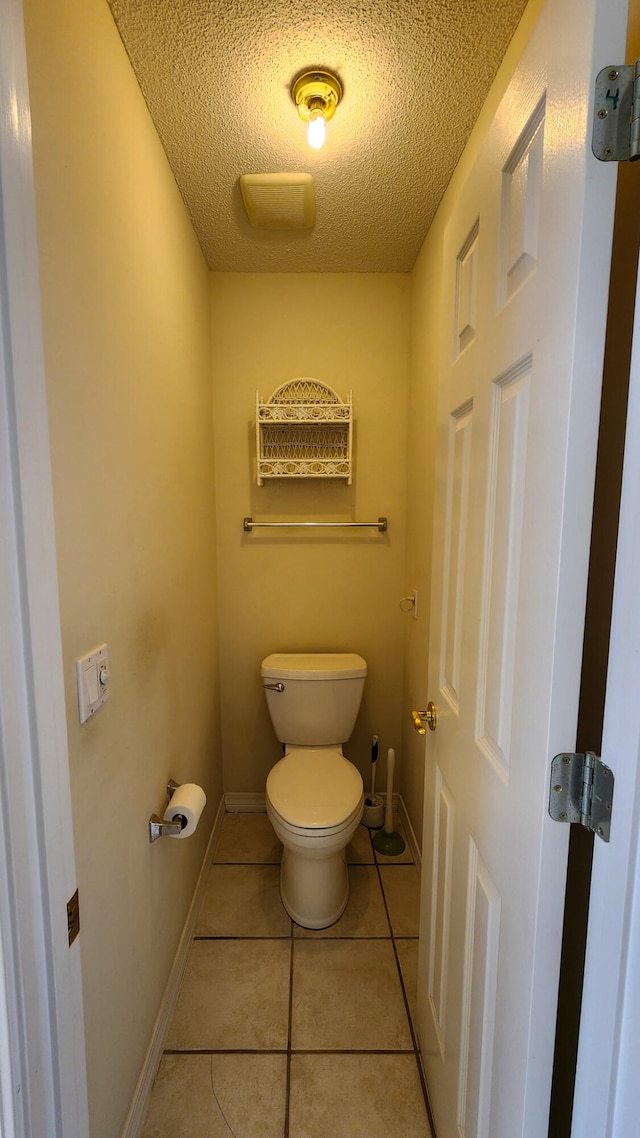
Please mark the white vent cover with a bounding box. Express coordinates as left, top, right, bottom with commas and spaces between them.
239, 173, 316, 229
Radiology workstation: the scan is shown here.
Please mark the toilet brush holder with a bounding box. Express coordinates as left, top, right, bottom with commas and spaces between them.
362, 794, 385, 829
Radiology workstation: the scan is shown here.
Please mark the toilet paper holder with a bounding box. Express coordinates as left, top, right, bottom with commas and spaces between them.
148, 780, 185, 842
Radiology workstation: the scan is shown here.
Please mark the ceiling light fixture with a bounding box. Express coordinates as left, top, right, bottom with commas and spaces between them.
291, 69, 343, 150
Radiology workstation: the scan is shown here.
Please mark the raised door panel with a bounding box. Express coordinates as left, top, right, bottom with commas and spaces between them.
457, 842, 501, 1138
427, 766, 455, 1055
475, 358, 531, 779
440, 402, 473, 715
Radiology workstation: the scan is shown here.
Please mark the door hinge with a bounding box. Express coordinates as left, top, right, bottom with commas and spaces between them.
549, 752, 614, 842
67, 888, 80, 947
592, 63, 640, 162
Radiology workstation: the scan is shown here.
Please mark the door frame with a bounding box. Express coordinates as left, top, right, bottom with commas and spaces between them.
570, 244, 640, 1136
2, 0, 638, 1134
0, 0, 89, 1134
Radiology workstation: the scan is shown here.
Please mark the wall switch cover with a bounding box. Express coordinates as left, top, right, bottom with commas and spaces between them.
76, 643, 110, 723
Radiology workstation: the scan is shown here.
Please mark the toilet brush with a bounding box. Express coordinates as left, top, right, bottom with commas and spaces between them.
370, 734, 378, 796
363, 735, 384, 828
372, 748, 406, 856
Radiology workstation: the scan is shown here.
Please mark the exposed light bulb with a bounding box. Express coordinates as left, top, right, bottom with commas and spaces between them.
307, 112, 326, 150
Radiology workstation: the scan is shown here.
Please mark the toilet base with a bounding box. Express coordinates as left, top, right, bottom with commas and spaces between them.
279, 845, 350, 929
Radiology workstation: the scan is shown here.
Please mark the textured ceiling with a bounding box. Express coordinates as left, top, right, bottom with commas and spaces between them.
107, 0, 529, 272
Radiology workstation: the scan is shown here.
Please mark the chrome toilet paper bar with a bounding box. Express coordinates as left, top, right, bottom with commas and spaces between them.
148, 814, 184, 841
148, 779, 207, 842
149, 780, 183, 842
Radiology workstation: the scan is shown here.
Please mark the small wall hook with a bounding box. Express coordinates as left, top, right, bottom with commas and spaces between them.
399, 589, 418, 619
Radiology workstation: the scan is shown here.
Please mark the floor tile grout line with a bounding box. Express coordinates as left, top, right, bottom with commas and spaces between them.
163, 1048, 290, 1055
162, 1047, 419, 1055
373, 849, 396, 941
389, 933, 420, 1052
192, 934, 413, 942
288, 1047, 418, 1055
414, 1049, 438, 1138
284, 932, 293, 1138
374, 844, 435, 1131
193, 935, 293, 941
210, 859, 414, 867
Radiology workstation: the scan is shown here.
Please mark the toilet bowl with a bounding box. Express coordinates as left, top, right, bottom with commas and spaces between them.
261, 653, 367, 929
266, 746, 364, 928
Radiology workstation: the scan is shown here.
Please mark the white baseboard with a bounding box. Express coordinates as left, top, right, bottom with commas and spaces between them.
397, 795, 422, 873
224, 791, 266, 812
121, 794, 225, 1138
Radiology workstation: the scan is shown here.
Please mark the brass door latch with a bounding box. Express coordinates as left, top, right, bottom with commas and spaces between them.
411, 702, 437, 734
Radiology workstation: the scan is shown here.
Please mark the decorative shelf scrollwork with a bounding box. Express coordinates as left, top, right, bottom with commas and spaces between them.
256, 379, 353, 485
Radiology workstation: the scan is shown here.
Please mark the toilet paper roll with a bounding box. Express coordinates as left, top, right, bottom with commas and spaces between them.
163, 783, 206, 838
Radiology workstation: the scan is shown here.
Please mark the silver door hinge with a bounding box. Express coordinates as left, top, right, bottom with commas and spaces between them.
592, 63, 640, 162
549, 752, 614, 842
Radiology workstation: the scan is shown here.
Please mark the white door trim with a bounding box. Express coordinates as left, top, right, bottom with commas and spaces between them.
571, 247, 640, 1137
0, 0, 89, 1134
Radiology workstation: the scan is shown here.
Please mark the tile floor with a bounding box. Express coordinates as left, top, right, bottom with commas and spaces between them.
141, 811, 433, 1138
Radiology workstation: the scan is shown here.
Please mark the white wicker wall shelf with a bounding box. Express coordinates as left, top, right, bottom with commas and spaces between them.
256, 378, 353, 485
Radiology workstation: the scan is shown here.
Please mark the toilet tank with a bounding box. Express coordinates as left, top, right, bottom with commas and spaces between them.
261, 653, 367, 745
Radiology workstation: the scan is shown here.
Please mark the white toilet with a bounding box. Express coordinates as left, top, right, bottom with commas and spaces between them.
262, 652, 367, 929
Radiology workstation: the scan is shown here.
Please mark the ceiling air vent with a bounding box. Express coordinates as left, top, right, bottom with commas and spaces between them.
239, 173, 316, 230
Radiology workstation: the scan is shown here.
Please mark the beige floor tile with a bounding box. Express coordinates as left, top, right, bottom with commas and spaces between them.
396, 938, 420, 1032
141, 1053, 287, 1138
291, 939, 412, 1050
289, 1053, 432, 1138
213, 812, 282, 864
294, 866, 389, 939
165, 940, 290, 1050
196, 865, 291, 937
379, 865, 421, 936
373, 813, 415, 863
347, 822, 375, 863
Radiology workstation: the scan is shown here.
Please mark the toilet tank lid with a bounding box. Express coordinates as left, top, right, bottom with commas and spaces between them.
261, 652, 367, 680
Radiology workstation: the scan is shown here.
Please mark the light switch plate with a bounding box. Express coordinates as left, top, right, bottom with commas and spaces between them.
76, 643, 110, 724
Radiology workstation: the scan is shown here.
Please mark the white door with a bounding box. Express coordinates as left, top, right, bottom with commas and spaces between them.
570, 245, 640, 1136
416, 1, 629, 1136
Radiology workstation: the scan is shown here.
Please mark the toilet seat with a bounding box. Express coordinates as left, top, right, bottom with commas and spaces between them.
266, 747, 363, 830
267, 798, 363, 841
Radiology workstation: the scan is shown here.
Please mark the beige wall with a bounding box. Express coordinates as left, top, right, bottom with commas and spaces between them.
23, 1, 222, 1136
211, 273, 410, 796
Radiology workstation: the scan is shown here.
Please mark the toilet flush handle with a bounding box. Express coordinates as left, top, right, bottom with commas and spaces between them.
263, 682, 285, 692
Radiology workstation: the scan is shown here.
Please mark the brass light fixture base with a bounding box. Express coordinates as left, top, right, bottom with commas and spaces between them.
291, 69, 343, 123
